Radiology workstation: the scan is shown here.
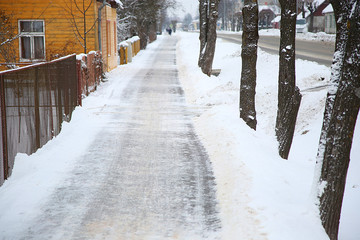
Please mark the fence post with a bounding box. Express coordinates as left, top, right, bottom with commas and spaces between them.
57, 65, 63, 131
34, 68, 41, 149
46, 63, 55, 138
76, 58, 82, 106
0, 75, 8, 180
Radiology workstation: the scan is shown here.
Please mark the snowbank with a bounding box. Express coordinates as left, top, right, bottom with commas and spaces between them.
176, 31, 359, 240
219, 29, 336, 43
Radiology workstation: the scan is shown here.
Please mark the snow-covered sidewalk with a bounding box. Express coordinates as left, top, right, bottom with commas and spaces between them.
0, 31, 358, 240
0, 36, 222, 240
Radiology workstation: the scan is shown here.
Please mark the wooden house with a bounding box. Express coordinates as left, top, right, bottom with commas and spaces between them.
323, 4, 335, 34
0, 0, 120, 72
258, 4, 280, 29
306, 0, 330, 33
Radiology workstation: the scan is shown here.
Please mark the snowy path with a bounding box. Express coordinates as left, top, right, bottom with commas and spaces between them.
3, 37, 221, 239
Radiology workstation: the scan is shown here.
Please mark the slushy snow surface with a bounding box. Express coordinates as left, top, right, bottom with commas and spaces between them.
0, 31, 358, 240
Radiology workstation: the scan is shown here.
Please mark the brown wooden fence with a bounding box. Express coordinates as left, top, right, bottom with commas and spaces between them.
76, 51, 103, 99
0, 55, 79, 185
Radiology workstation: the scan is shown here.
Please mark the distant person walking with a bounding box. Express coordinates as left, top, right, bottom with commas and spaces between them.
166, 27, 172, 35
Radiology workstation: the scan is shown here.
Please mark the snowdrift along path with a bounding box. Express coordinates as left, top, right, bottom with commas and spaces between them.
1, 32, 358, 240
0, 37, 222, 239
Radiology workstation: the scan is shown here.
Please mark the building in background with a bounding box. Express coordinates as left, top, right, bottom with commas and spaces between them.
258, 4, 280, 29
323, 4, 335, 34
0, 0, 119, 72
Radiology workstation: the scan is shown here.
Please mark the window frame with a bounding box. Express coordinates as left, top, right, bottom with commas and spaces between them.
18, 20, 46, 62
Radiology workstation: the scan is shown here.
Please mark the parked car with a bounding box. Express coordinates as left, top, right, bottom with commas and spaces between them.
296, 19, 307, 33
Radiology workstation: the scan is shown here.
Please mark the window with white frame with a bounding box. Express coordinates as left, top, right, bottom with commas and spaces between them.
19, 20, 45, 61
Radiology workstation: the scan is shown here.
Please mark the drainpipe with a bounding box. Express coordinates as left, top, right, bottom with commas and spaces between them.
98, 0, 110, 51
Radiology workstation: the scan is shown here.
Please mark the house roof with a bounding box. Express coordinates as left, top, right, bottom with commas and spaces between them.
322, 4, 333, 14
271, 15, 281, 23
97, 0, 122, 8
258, 5, 281, 15
313, 0, 330, 16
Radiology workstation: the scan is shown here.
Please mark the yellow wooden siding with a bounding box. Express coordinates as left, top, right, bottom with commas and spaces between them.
98, 4, 117, 72
0, 0, 98, 63
1, 0, 118, 72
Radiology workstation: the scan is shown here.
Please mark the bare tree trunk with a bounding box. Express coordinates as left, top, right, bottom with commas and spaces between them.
308, 15, 314, 32
138, 21, 149, 49
198, 0, 220, 76
276, 0, 302, 159
306, 3, 316, 33
315, 1, 349, 163
201, 0, 220, 76
198, 0, 208, 67
315, 1, 360, 239
239, 0, 259, 130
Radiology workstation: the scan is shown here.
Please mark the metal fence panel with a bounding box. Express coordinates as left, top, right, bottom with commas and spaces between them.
0, 55, 78, 184
0, 77, 4, 185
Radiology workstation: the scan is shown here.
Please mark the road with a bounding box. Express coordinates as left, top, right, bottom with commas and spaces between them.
12, 37, 221, 239
217, 32, 335, 66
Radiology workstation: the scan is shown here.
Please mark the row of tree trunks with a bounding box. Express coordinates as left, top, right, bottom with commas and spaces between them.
138, 21, 157, 50
239, 0, 259, 130
237, 1, 359, 239
198, 0, 220, 76
316, 1, 360, 240
275, 0, 302, 159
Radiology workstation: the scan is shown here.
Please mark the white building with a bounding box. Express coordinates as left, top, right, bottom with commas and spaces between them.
323, 4, 336, 34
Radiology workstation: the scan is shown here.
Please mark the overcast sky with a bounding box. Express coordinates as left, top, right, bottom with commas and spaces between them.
169, 0, 199, 20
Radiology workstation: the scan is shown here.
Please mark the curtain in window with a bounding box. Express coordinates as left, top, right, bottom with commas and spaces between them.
20, 37, 31, 59
34, 36, 45, 59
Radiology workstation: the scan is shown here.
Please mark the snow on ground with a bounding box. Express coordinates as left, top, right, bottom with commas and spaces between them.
176, 31, 359, 240
259, 28, 336, 43
0, 31, 358, 240
0, 40, 163, 238
221, 29, 336, 43
258, 29, 336, 43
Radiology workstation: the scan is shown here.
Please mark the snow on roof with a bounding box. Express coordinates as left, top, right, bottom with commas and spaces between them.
314, 0, 326, 6
322, 4, 333, 14
297, 12, 308, 19
258, 5, 281, 15
271, 15, 281, 23
115, 0, 123, 7
97, 0, 122, 8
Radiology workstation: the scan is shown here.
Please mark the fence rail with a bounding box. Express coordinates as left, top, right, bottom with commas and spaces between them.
0, 55, 78, 185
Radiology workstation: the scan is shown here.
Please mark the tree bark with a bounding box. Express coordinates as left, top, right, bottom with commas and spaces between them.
197, 0, 220, 76
198, 0, 208, 67
275, 0, 302, 159
316, 1, 350, 163
200, 0, 220, 76
315, 1, 360, 239
306, 3, 316, 33
308, 15, 315, 32
239, 0, 258, 130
